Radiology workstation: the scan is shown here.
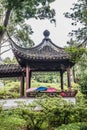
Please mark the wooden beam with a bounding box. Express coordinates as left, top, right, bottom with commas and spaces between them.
67, 66, 71, 91
26, 64, 30, 96
20, 75, 24, 97
29, 71, 32, 88
60, 71, 64, 91
26, 64, 30, 89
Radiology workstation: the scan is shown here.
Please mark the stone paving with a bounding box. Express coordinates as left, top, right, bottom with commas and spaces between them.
0, 97, 76, 109
0, 98, 36, 109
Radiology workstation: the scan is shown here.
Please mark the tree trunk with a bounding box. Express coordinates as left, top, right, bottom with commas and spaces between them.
0, 8, 11, 45
72, 67, 76, 83
0, 8, 11, 57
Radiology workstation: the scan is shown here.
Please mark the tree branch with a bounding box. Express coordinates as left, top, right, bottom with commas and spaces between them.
0, 8, 12, 45
1, 44, 10, 48
1, 38, 9, 45
3, 8, 12, 27
0, 48, 11, 55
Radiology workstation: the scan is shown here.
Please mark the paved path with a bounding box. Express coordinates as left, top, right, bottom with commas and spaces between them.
0, 97, 76, 109
0, 98, 36, 109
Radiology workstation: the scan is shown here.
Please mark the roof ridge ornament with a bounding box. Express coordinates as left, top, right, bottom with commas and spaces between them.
43, 30, 50, 38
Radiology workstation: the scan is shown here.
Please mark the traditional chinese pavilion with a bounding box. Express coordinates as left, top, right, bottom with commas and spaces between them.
0, 30, 84, 97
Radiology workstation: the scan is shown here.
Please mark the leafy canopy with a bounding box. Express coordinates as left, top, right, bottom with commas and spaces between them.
0, 0, 56, 51
65, 46, 86, 63
64, 0, 87, 41
1, 0, 55, 25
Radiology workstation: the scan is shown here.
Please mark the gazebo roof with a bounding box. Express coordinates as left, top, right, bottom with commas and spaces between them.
0, 64, 23, 77
9, 30, 75, 71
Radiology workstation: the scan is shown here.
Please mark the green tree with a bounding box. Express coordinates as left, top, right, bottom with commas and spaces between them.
0, 0, 56, 53
65, 46, 86, 63
0, 111, 26, 130
78, 72, 87, 94
13, 23, 35, 48
64, 0, 87, 42
64, 0, 87, 81
65, 39, 87, 83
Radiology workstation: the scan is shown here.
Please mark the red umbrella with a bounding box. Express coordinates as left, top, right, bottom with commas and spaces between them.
26, 88, 37, 93
46, 87, 57, 92
60, 91, 66, 97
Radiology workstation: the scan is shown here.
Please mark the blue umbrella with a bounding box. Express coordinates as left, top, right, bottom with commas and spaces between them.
36, 86, 47, 92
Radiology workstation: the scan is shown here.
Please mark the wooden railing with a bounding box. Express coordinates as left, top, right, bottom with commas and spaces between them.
27, 90, 78, 98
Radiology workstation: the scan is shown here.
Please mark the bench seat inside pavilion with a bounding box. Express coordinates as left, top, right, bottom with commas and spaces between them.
0, 30, 78, 98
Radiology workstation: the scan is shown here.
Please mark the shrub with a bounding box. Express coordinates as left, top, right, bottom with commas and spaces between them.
55, 122, 87, 130
0, 80, 20, 99
0, 111, 26, 130
80, 125, 87, 130
78, 73, 87, 94
0, 96, 87, 130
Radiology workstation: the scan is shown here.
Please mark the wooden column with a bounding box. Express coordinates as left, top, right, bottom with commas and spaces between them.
26, 63, 30, 96
67, 66, 71, 91
20, 75, 24, 97
60, 71, 64, 91
29, 71, 32, 88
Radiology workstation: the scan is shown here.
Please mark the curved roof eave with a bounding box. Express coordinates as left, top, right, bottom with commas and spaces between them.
10, 38, 69, 60
9, 36, 65, 52
9, 30, 71, 64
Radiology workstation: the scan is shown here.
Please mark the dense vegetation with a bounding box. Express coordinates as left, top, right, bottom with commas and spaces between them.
0, 95, 87, 130
56, 123, 87, 130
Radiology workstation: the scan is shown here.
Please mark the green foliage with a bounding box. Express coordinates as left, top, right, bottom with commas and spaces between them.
71, 82, 80, 90
15, 25, 34, 47
64, 0, 87, 41
80, 125, 87, 130
0, 110, 26, 130
0, 89, 20, 99
32, 72, 60, 83
10, 97, 73, 130
35, 97, 75, 127
65, 46, 86, 63
77, 49, 87, 74
76, 91, 84, 103
0, 96, 87, 130
0, 0, 56, 53
31, 79, 61, 90
17, 96, 87, 130
55, 122, 87, 130
1, 0, 55, 22
78, 73, 87, 94
0, 80, 20, 99
0, 25, 6, 32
